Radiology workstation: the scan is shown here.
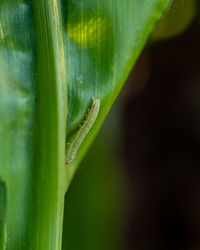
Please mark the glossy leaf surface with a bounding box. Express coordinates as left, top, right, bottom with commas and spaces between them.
63, 0, 171, 187
0, 0, 170, 249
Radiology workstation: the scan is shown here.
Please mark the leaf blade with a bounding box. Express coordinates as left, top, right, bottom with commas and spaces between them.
63, 0, 171, 190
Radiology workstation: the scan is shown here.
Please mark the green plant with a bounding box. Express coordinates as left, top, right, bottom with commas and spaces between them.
0, 0, 171, 249
151, 0, 196, 41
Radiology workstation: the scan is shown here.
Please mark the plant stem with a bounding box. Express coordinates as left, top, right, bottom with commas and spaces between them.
31, 1, 66, 249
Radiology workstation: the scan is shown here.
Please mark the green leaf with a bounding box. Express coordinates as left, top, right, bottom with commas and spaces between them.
0, 0, 171, 249
63, 0, 171, 189
0, 1, 66, 249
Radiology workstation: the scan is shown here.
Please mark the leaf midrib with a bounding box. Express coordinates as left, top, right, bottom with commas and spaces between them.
31, 1, 66, 249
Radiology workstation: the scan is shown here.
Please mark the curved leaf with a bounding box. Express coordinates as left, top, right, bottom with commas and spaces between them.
0, 0, 171, 249
63, 0, 171, 188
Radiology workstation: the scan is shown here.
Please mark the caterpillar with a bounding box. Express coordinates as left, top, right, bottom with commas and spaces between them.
65, 97, 100, 164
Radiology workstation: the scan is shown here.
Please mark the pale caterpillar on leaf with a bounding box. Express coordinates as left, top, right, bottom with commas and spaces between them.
65, 97, 100, 164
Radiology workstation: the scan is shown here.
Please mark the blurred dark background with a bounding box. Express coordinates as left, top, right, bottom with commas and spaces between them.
62, 1, 200, 249
124, 0, 200, 249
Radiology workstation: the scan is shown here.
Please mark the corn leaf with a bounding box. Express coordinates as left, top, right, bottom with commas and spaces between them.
0, 0, 170, 249
63, 0, 171, 188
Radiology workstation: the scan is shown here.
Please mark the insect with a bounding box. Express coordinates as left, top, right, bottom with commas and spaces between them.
65, 97, 100, 164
